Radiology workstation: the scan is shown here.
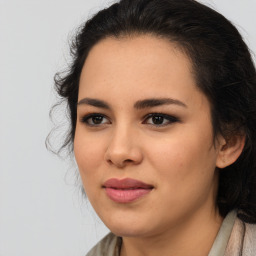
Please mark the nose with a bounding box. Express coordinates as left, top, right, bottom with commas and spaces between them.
104, 126, 143, 168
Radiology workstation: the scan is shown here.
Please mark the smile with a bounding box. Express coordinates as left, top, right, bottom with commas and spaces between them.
103, 178, 154, 203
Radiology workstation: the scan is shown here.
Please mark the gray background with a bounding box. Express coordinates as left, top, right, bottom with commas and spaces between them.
0, 0, 255, 255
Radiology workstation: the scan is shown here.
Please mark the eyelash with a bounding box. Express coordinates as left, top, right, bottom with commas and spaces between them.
143, 113, 179, 127
80, 113, 110, 126
80, 113, 179, 127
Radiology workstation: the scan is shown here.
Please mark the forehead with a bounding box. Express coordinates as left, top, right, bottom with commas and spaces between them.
81, 35, 191, 83
78, 35, 206, 109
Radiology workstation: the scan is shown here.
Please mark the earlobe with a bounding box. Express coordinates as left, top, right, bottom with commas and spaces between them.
216, 134, 245, 169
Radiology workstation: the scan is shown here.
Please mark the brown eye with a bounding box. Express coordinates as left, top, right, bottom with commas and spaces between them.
81, 114, 110, 126
151, 116, 164, 125
143, 113, 179, 126
91, 116, 104, 124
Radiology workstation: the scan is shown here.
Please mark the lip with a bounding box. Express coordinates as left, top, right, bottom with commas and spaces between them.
103, 178, 154, 203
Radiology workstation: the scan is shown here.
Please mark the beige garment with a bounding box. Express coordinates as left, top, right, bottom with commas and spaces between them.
224, 217, 256, 256
208, 210, 237, 256
86, 233, 121, 256
86, 211, 256, 256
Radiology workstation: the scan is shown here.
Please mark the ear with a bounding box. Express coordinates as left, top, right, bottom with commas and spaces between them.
216, 134, 245, 169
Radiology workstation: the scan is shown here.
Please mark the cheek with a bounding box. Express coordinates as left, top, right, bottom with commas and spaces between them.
74, 135, 104, 201
145, 128, 217, 181
73, 130, 106, 187
147, 135, 218, 210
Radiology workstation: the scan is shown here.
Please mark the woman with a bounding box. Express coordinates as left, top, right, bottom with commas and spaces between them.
53, 0, 256, 255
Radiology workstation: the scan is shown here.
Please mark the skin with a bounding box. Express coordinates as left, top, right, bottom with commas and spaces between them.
74, 35, 228, 256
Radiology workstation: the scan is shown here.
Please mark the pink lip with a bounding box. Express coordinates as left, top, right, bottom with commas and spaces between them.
103, 178, 153, 203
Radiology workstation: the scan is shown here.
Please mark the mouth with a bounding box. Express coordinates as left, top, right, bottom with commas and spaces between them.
103, 178, 154, 203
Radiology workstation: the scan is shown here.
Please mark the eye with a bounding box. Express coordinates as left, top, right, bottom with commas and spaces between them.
143, 113, 179, 126
80, 114, 110, 126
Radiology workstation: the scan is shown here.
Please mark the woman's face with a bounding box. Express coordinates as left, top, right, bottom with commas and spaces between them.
74, 35, 223, 237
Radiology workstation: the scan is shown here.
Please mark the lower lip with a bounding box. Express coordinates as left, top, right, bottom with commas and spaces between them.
104, 188, 152, 203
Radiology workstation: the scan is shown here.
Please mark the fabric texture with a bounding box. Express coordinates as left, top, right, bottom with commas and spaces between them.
208, 210, 237, 256
86, 233, 121, 256
86, 211, 256, 256
224, 217, 256, 256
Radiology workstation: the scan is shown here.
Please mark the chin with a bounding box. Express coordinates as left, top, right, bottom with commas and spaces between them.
110, 226, 148, 238
103, 215, 156, 238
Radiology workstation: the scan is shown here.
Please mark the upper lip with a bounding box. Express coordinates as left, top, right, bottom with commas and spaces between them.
103, 178, 154, 189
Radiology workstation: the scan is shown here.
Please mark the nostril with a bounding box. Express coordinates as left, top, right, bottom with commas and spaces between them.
106, 158, 133, 167
104, 145, 143, 167
107, 159, 113, 165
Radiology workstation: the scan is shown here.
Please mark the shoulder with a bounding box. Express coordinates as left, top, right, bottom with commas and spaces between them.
86, 233, 122, 256
225, 216, 256, 256
243, 221, 256, 255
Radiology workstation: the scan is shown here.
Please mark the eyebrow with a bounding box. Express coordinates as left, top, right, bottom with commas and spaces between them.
77, 97, 187, 109
134, 98, 187, 109
77, 98, 110, 109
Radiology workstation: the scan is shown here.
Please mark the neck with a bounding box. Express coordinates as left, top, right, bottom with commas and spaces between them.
120, 207, 223, 256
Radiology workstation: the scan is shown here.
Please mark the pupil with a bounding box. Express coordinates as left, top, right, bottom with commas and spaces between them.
92, 116, 103, 124
152, 116, 163, 124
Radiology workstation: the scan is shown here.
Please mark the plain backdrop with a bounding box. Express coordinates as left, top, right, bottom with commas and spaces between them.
0, 0, 255, 255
